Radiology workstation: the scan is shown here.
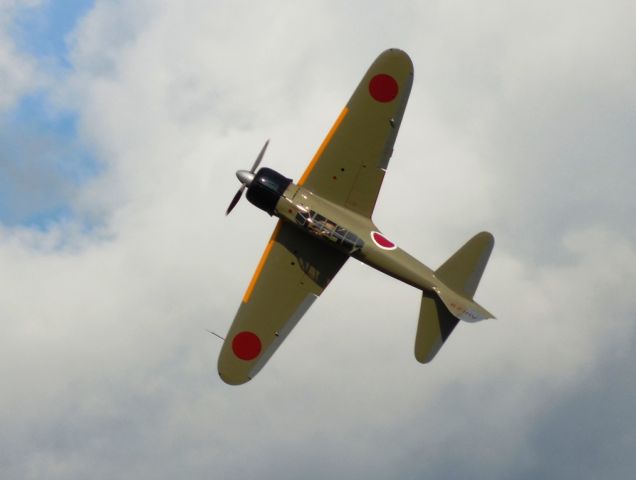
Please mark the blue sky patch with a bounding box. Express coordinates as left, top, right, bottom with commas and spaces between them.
10, 0, 95, 68
0, 92, 101, 229
1, 1, 101, 231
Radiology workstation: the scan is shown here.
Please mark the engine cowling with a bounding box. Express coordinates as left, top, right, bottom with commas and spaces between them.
245, 167, 292, 215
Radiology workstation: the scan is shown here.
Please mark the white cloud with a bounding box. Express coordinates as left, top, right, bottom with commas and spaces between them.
0, 0, 41, 110
1, 1, 636, 478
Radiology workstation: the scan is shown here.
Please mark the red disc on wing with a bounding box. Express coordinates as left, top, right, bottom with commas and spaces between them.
369, 74, 399, 102
372, 231, 397, 250
232, 331, 262, 360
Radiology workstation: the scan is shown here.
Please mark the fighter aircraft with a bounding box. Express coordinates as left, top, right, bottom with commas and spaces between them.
219, 49, 494, 385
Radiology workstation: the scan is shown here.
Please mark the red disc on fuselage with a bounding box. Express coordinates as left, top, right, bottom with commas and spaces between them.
368, 74, 399, 102
232, 331, 262, 360
371, 231, 397, 250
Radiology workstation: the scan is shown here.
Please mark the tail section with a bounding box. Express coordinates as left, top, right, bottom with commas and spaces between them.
415, 232, 495, 363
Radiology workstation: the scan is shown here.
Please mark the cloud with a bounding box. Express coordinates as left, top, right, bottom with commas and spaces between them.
0, 1, 100, 230
1, 1, 635, 479
0, 0, 40, 110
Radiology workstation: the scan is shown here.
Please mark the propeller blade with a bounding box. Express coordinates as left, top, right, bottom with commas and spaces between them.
226, 139, 269, 216
249, 139, 270, 173
225, 185, 245, 216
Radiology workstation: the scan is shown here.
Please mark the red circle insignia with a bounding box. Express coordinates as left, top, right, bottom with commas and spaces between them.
232, 331, 262, 360
371, 231, 397, 250
368, 74, 399, 102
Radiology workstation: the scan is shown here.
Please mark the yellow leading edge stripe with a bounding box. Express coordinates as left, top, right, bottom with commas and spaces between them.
242, 221, 282, 303
298, 107, 349, 186
243, 106, 349, 303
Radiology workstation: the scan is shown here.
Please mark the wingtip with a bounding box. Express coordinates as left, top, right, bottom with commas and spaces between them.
380, 48, 413, 65
474, 231, 495, 246
218, 369, 252, 386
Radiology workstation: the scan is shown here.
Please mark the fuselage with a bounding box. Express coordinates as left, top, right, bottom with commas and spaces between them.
273, 179, 439, 294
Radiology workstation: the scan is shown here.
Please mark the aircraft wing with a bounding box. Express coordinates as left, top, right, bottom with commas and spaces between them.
298, 49, 413, 218
218, 221, 348, 385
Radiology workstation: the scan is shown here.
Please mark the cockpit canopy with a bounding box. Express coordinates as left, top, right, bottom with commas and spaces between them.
245, 167, 292, 215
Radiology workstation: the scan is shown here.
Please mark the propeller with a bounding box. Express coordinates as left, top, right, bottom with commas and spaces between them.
225, 139, 269, 215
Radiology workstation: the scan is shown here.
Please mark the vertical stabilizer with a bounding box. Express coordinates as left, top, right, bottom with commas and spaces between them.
415, 291, 459, 363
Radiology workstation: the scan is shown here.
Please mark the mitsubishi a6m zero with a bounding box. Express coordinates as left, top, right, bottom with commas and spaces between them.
219, 49, 494, 385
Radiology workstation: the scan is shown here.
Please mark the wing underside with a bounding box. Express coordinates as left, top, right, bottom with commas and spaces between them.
218, 221, 348, 385
298, 49, 413, 218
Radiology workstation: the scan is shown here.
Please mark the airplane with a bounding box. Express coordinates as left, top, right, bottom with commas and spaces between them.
218, 49, 495, 385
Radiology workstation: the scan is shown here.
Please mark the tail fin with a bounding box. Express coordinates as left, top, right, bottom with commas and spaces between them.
415, 232, 494, 363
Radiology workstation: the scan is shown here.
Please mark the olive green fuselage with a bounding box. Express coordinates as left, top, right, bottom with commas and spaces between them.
274, 182, 438, 293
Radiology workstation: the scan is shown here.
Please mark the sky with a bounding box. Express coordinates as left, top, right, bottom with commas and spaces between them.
1, 0, 635, 478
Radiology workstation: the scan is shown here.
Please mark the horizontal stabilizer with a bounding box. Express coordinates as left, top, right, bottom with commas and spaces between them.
436, 231, 494, 298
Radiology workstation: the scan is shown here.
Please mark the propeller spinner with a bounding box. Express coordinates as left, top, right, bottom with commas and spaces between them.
225, 139, 269, 215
